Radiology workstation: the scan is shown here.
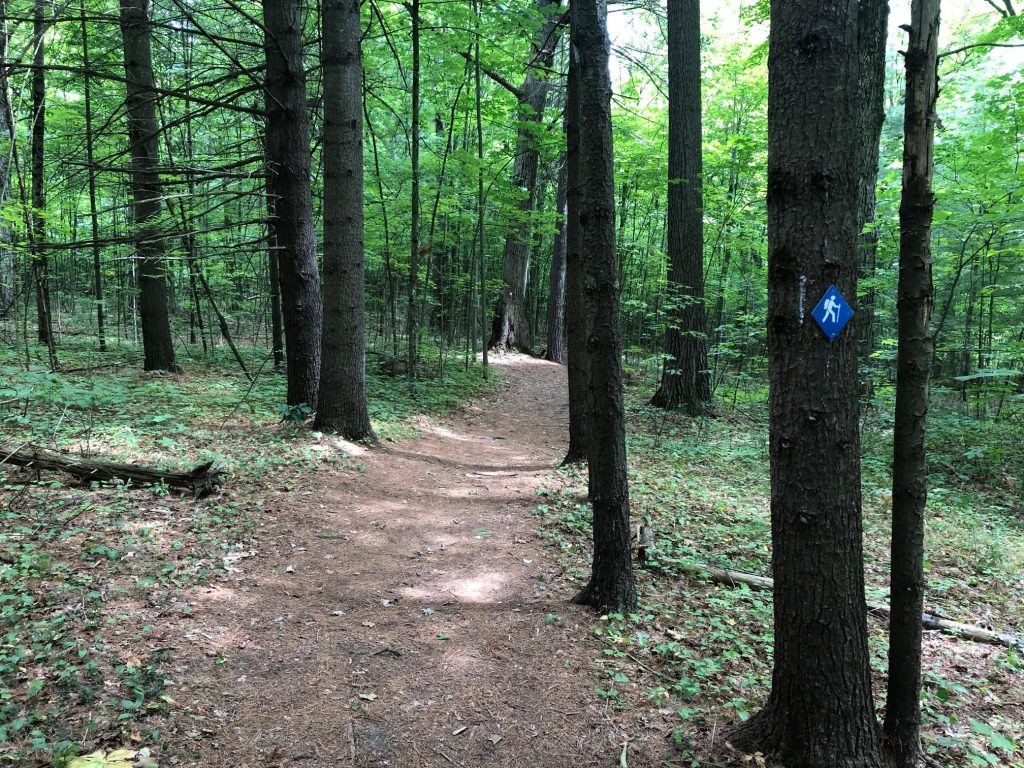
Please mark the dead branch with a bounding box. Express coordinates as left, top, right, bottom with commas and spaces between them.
1, 444, 224, 497
661, 559, 1023, 650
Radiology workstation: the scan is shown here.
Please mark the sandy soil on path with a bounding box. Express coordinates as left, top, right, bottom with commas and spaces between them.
163, 355, 636, 768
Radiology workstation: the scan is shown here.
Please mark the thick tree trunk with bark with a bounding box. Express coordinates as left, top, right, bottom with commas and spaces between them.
314, 0, 375, 441
651, 0, 710, 414
489, 0, 563, 352
728, 2, 885, 765
883, 3, 939, 765
570, 0, 636, 614
562, 45, 588, 465
855, 0, 890, 380
262, 0, 322, 405
120, 0, 178, 372
545, 158, 568, 364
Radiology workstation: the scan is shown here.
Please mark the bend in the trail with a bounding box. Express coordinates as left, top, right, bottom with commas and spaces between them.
164, 355, 637, 768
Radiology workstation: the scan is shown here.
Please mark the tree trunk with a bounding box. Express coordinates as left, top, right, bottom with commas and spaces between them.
473, 0, 488, 378
855, 0, 890, 385
728, 2, 885, 765
32, 0, 56, 358
407, 0, 421, 385
262, 0, 322, 405
651, 0, 710, 413
562, 38, 588, 465
0, 0, 14, 311
120, 0, 178, 372
883, 3, 939, 765
545, 157, 568, 363
187, 258, 206, 353
314, 0, 375, 441
81, 0, 106, 352
570, 0, 636, 614
489, 0, 564, 352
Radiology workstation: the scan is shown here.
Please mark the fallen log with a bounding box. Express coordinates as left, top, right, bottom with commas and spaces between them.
1, 444, 223, 497
662, 559, 1023, 650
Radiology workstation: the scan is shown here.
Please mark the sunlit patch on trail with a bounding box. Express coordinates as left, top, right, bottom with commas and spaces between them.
397, 570, 507, 603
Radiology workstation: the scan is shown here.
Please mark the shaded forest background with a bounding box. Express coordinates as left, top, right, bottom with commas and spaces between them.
1, 0, 1021, 408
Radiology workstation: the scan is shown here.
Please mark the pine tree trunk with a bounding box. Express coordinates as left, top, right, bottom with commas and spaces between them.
729, 2, 885, 765
651, 0, 709, 413
489, 0, 563, 352
562, 41, 588, 465
546, 157, 568, 364
262, 0, 322, 405
314, 0, 375, 441
120, 0, 178, 372
883, 2, 939, 764
855, 0, 890, 386
570, 0, 636, 614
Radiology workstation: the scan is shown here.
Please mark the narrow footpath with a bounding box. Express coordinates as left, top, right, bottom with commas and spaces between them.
163, 356, 639, 767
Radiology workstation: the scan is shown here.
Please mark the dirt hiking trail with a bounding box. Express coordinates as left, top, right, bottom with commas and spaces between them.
164, 355, 637, 767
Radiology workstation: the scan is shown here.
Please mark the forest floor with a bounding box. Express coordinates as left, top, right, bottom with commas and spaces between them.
3, 346, 1022, 768
157, 354, 643, 767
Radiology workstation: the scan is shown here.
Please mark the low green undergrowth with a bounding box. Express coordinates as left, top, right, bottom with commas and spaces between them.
536, 372, 1024, 767
0, 334, 495, 765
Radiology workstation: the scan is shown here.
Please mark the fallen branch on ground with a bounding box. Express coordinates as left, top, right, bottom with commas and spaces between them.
1, 443, 224, 497
662, 559, 1023, 650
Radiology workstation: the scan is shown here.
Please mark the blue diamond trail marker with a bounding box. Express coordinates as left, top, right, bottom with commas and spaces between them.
811, 285, 853, 342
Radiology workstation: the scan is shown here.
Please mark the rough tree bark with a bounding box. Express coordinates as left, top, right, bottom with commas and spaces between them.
883, 2, 940, 765
314, 0, 375, 441
855, 0, 890, 381
489, 0, 563, 352
651, 0, 710, 414
570, 0, 636, 614
562, 42, 588, 465
120, 0, 178, 372
262, 0, 322, 405
728, 2, 885, 765
545, 157, 568, 363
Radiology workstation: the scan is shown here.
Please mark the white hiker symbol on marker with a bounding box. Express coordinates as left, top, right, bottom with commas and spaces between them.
822, 293, 840, 325
812, 285, 853, 341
